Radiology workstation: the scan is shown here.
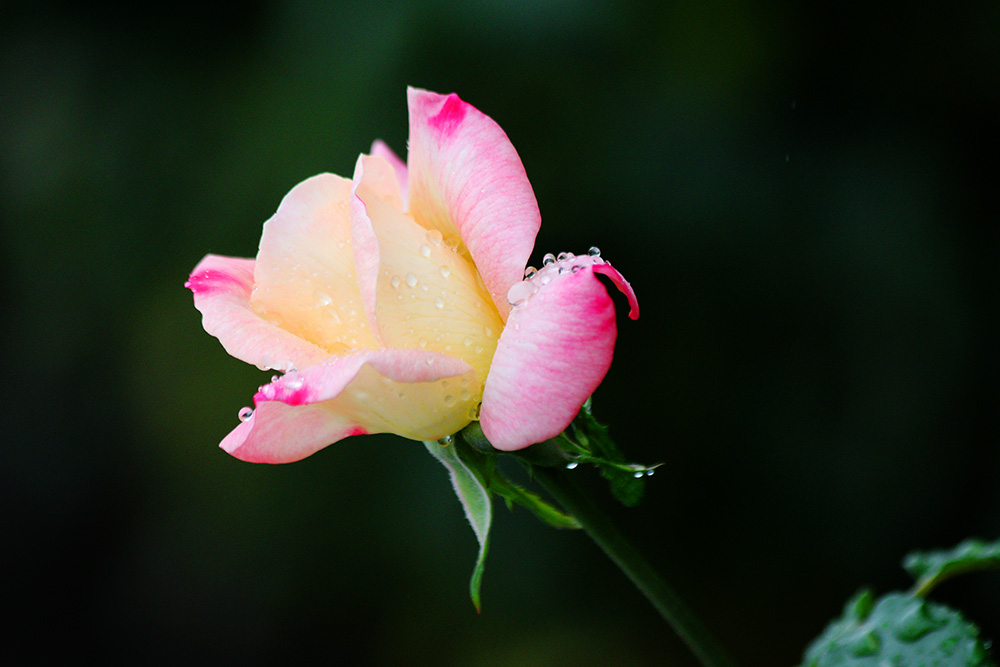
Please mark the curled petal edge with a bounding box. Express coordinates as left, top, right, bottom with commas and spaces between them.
222, 349, 477, 464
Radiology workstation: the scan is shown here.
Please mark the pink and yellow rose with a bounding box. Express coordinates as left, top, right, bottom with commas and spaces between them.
187, 88, 637, 462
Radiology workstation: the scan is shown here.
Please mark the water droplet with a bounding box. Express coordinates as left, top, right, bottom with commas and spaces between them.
483, 326, 494, 338
444, 394, 457, 407
566, 462, 579, 470
557, 251, 574, 261
468, 403, 481, 420
633, 471, 644, 478
523, 266, 537, 279
439, 265, 451, 278
314, 291, 332, 306
463, 336, 472, 347
444, 236, 459, 251
434, 296, 445, 309
437, 435, 453, 446
426, 228, 443, 245
588, 246, 601, 257
238, 407, 254, 422
542, 253, 556, 265
418, 338, 428, 348
507, 280, 537, 307
390, 275, 401, 289
405, 272, 418, 288
419, 244, 432, 258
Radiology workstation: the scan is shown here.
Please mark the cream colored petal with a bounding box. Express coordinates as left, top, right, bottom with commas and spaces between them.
251, 174, 379, 354
353, 181, 504, 401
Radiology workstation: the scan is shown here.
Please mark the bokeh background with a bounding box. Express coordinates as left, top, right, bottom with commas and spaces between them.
3, 1, 997, 665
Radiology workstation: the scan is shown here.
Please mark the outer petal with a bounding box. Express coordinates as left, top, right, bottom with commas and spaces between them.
251, 173, 380, 354
406, 87, 541, 321
370, 139, 409, 209
187, 254, 330, 372
223, 349, 478, 463
480, 256, 637, 451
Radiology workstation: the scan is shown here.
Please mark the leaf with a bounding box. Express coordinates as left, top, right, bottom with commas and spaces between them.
799, 590, 995, 667
569, 407, 649, 507
424, 439, 492, 612
904, 538, 1000, 597
487, 470, 581, 530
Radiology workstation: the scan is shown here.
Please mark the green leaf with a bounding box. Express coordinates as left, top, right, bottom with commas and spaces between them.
487, 470, 581, 530
904, 538, 1000, 597
799, 590, 995, 667
568, 405, 652, 507
424, 439, 492, 612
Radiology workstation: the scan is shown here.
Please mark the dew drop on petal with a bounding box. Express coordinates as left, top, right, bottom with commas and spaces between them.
426, 228, 443, 246
566, 462, 579, 470
390, 275, 401, 289
439, 265, 451, 278
437, 434, 453, 446
557, 251, 574, 261
468, 403, 481, 420
405, 272, 418, 288
542, 253, 556, 266
444, 394, 457, 407
507, 280, 537, 307
238, 407, 254, 422
588, 246, 601, 257
434, 296, 445, 309
419, 244, 431, 258
523, 266, 537, 279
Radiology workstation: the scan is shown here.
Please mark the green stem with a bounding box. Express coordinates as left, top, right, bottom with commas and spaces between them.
531, 465, 738, 667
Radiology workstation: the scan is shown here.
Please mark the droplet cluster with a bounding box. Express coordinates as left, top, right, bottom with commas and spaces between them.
507, 247, 605, 309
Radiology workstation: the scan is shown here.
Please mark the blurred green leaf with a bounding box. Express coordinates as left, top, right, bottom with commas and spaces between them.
904, 538, 1000, 597
800, 590, 995, 667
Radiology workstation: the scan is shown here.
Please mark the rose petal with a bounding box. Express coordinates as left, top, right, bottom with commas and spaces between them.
406, 87, 541, 321
252, 173, 380, 354
594, 262, 640, 320
222, 349, 478, 463
187, 254, 330, 372
480, 256, 635, 451
353, 169, 504, 394
370, 139, 409, 210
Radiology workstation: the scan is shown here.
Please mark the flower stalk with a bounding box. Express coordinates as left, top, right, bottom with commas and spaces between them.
529, 463, 738, 667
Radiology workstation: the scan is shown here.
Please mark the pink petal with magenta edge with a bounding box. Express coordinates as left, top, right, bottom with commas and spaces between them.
187, 254, 330, 372
222, 349, 477, 463
479, 256, 638, 451
406, 87, 541, 322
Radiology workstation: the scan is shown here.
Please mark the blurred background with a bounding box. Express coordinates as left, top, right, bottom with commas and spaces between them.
3, 1, 997, 664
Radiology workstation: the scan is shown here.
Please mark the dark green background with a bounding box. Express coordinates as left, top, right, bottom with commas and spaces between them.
3, 1, 996, 665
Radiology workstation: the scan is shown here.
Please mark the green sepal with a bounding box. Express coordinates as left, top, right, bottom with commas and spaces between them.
566, 401, 655, 507
424, 438, 492, 613
904, 538, 1000, 597
799, 590, 995, 667
487, 469, 581, 530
